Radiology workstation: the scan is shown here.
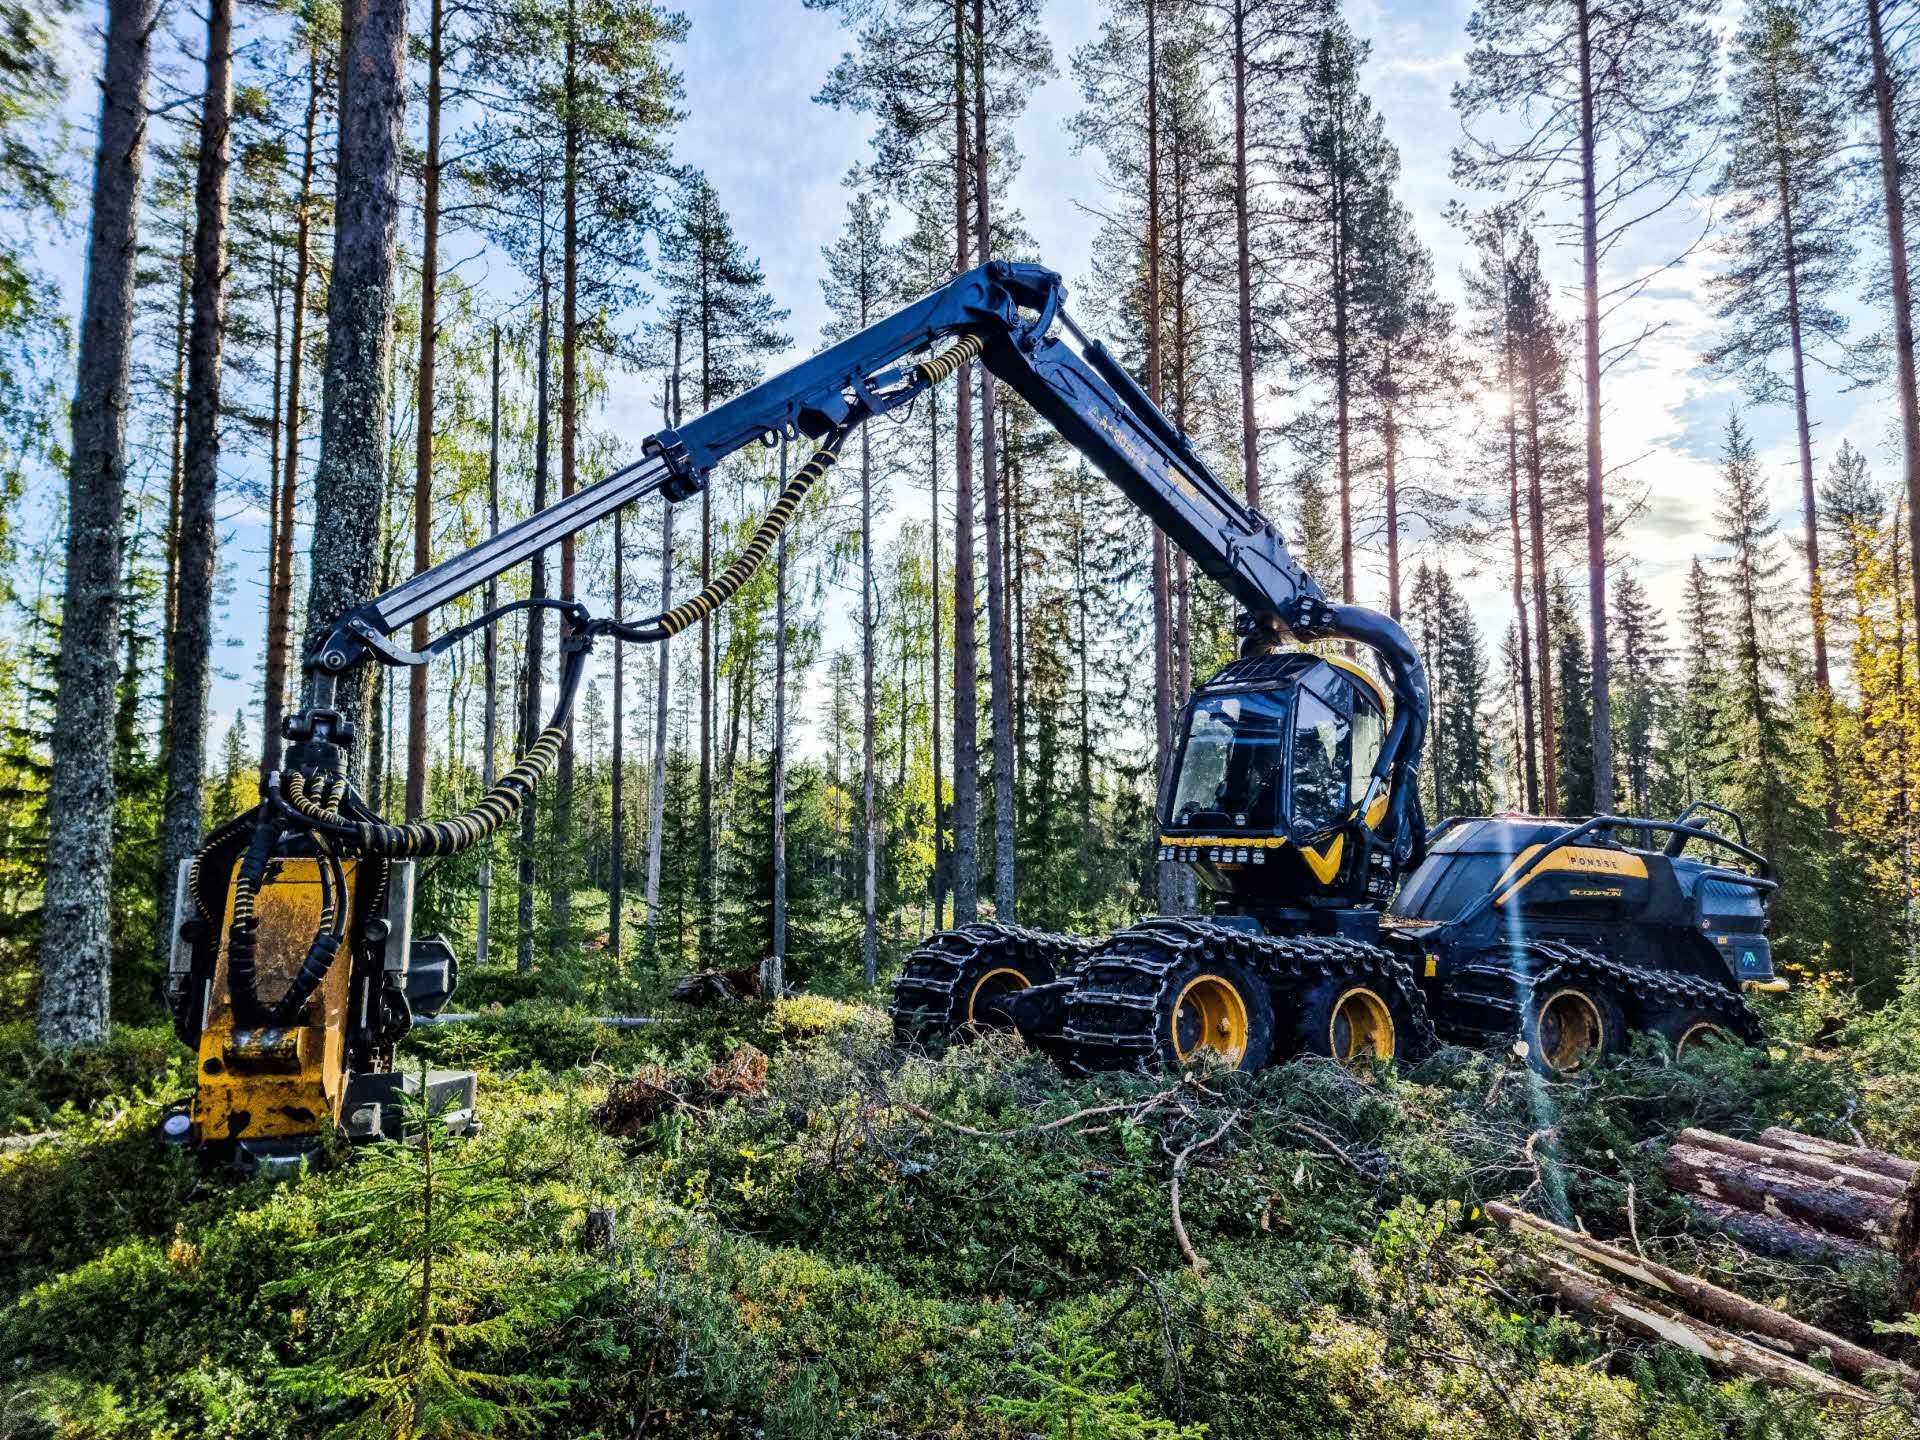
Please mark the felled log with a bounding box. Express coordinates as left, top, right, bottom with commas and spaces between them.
1488, 1201, 1917, 1395
669, 964, 764, 1007
1683, 1195, 1881, 1268
1755, 1127, 1918, 1185
1662, 1142, 1898, 1247
1522, 1255, 1873, 1402
1677, 1128, 1910, 1202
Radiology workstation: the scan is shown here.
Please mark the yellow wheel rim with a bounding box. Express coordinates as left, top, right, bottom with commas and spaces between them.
1171, 975, 1249, 1066
967, 967, 1031, 1025
1330, 987, 1396, 1064
1535, 988, 1605, 1072
1674, 1020, 1727, 1058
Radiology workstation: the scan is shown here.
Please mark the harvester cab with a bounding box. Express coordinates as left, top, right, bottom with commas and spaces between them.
1154, 652, 1402, 911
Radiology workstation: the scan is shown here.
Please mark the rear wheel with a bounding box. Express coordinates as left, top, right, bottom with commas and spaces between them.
1158, 956, 1274, 1072
890, 923, 1067, 1045
1651, 1007, 1740, 1060
1523, 981, 1623, 1075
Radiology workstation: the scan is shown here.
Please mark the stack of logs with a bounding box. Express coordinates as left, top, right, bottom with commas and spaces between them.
1491, 1126, 1920, 1404
1662, 1127, 1917, 1301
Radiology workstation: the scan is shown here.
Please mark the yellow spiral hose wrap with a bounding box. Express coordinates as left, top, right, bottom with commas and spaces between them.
912, 332, 984, 388
651, 437, 843, 639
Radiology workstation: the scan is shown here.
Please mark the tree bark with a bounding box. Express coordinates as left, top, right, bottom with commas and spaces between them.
477, 326, 500, 967
263, 41, 321, 781
974, 0, 1015, 922
157, 0, 235, 978
1575, 0, 1614, 810
37, 0, 158, 1049
306, 0, 408, 762
1866, 0, 1920, 640
1146, 0, 1177, 915
1489, 1201, 1916, 1393
929, 387, 945, 930
645, 332, 680, 944
1524, 339, 1558, 814
518, 272, 551, 973
1508, 351, 1539, 812
1520, 1255, 1874, 1401
1685, 1194, 1880, 1266
1754, 1126, 1919, 1183
610, 501, 625, 961
770, 436, 788, 997
1230, 0, 1259, 511
862, 398, 879, 980
951, 0, 979, 923
406, 0, 443, 822
1662, 1142, 1899, 1246
161, 209, 188, 733
1382, 348, 1401, 620
1678, 1128, 1909, 1200
555, 0, 581, 943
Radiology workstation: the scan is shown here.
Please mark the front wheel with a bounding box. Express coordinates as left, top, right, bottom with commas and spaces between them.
890, 925, 1058, 1045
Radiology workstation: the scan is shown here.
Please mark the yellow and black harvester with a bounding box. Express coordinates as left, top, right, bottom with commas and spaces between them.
166, 259, 1779, 1168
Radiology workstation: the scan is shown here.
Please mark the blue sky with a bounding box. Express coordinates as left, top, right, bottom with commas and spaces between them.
28, 0, 1902, 755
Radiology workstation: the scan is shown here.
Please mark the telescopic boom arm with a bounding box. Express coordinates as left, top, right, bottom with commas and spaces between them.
291, 259, 1428, 851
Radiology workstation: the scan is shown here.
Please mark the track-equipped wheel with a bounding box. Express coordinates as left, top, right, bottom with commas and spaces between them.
1162, 956, 1274, 1071
1060, 918, 1433, 1074
1286, 973, 1416, 1067
889, 922, 1093, 1046
1648, 1004, 1751, 1059
1522, 979, 1623, 1075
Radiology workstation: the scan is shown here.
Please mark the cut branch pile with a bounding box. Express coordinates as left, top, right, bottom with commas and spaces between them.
1662, 1126, 1917, 1272
593, 1043, 771, 1136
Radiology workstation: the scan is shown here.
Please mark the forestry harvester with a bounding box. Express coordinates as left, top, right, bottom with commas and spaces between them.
168, 260, 1780, 1169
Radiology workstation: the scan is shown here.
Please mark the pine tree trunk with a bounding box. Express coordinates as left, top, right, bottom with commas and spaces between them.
157, 0, 236, 978
406, 0, 442, 822
1146, 0, 1178, 914
610, 503, 625, 960
306, 0, 408, 761
770, 437, 788, 995
1575, 0, 1614, 811
697, 282, 715, 962
1230, 0, 1259, 511
1509, 414, 1539, 813
262, 44, 321, 781
973, 0, 1015, 921
477, 326, 500, 967
555, 0, 580, 945
929, 388, 945, 930
1866, 0, 1920, 639
1768, 107, 1837, 835
1524, 347, 1559, 814
518, 272, 551, 973
645, 333, 680, 944
951, 0, 980, 923
37, 0, 158, 1049
1382, 347, 1401, 620
862, 406, 879, 980
161, 211, 188, 734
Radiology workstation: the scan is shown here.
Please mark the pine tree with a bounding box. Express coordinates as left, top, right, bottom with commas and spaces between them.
1670, 556, 1732, 808
1705, 0, 1870, 832
37, 0, 158, 1048
1609, 567, 1669, 820
1454, 0, 1721, 812
1551, 579, 1594, 817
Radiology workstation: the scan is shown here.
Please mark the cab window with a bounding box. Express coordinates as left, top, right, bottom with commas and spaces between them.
1291, 687, 1350, 832
1351, 688, 1385, 792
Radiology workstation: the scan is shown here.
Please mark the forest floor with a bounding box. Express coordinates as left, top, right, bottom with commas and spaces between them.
3, 975, 1920, 1439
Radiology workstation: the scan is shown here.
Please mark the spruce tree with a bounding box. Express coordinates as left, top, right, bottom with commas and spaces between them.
1609, 567, 1669, 821
1550, 580, 1594, 817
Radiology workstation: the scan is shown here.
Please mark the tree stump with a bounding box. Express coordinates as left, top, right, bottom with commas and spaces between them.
585, 1206, 618, 1253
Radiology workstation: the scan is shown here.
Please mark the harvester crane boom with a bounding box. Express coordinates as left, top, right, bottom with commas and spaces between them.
290, 259, 1427, 856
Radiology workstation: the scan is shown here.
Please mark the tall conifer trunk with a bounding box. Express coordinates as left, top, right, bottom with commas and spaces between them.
38, 0, 159, 1048
951, 0, 980, 922
477, 326, 500, 966
556, 0, 581, 942
158, 0, 236, 975
518, 271, 551, 972
645, 335, 680, 942
263, 42, 321, 780
1866, 0, 1920, 669
1575, 0, 1615, 809
407, 0, 443, 822
1230, 0, 1259, 510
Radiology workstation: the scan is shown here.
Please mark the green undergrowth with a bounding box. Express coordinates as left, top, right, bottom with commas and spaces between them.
2, 990, 1916, 1438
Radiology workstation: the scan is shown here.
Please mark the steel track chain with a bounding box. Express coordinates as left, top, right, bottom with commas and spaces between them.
888, 920, 1100, 1043
1441, 937, 1767, 1049
1058, 916, 1438, 1073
